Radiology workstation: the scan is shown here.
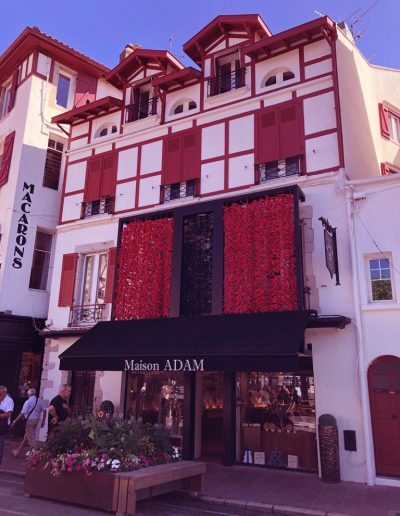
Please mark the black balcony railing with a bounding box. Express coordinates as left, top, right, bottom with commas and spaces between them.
162, 180, 196, 203
258, 157, 301, 182
81, 197, 112, 219
125, 97, 158, 123
68, 304, 106, 327
207, 68, 246, 97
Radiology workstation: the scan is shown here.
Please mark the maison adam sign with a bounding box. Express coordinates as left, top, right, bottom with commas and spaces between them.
12, 183, 35, 269
124, 358, 205, 372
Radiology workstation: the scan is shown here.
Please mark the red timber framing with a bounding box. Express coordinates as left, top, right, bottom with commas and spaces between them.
162, 128, 201, 185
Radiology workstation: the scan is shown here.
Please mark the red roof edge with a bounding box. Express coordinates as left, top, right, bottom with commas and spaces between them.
153, 67, 202, 90
52, 96, 122, 125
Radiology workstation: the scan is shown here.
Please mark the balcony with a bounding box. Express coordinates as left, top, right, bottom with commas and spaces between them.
68, 304, 106, 327
81, 197, 112, 219
258, 157, 301, 183
162, 180, 196, 203
207, 68, 246, 97
125, 97, 158, 123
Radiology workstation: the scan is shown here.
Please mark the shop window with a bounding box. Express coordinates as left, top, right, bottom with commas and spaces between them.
29, 231, 53, 290
237, 372, 317, 471
367, 255, 394, 302
56, 71, 73, 108
125, 372, 185, 451
43, 137, 64, 190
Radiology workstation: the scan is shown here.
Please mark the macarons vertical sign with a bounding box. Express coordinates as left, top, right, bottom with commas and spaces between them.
12, 182, 35, 269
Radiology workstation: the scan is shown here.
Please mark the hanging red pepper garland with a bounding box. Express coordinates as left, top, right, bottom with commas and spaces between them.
114, 217, 174, 320
224, 194, 297, 314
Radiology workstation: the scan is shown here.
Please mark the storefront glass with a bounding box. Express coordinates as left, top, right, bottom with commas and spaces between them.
125, 372, 184, 450
237, 372, 317, 471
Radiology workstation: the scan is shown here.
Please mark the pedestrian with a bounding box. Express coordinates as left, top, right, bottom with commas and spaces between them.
48, 384, 72, 433
10, 388, 46, 457
0, 386, 14, 467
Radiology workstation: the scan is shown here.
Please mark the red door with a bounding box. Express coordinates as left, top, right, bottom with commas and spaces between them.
369, 356, 400, 476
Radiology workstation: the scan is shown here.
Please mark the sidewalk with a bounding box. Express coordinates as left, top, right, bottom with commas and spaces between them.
2, 439, 400, 516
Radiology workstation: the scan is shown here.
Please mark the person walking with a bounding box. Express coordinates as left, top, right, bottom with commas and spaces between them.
0, 386, 14, 467
10, 388, 46, 457
48, 384, 72, 433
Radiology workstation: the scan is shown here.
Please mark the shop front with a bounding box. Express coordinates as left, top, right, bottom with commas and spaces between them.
59, 310, 348, 472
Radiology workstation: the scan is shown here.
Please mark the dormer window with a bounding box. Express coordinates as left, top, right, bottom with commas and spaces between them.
125, 86, 158, 123
208, 53, 245, 97
264, 68, 296, 89
171, 99, 198, 117
97, 125, 118, 138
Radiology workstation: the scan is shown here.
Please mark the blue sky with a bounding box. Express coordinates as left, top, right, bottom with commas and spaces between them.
1, 0, 399, 70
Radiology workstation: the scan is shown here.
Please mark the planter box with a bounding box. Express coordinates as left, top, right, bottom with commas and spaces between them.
25, 461, 206, 514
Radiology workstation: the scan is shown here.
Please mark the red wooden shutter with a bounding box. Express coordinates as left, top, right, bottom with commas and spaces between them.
0, 131, 16, 188
84, 157, 102, 202
104, 247, 117, 303
379, 103, 390, 139
58, 253, 78, 307
257, 108, 280, 163
74, 73, 97, 107
100, 154, 117, 198
162, 136, 182, 185
7, 70, 19, 112
279, 102, 303, 159
181, 130, 200, 182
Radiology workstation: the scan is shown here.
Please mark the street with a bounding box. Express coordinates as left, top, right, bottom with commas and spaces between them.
0, 472, 262, 516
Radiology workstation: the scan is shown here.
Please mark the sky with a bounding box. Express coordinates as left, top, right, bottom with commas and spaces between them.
0, 0, 399, 71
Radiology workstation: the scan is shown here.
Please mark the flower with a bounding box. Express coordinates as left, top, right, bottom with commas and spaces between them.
97, 410, 105, 418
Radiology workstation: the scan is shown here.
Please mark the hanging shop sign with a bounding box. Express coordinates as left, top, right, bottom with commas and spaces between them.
12, 183, 35, 269
124, 358, 205, 372
319, 216, 340, 286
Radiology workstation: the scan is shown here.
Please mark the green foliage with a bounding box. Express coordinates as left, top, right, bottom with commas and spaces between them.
43, 418, 92, 455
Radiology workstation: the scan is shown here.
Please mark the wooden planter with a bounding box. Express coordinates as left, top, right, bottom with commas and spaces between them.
25, 461, 206, 514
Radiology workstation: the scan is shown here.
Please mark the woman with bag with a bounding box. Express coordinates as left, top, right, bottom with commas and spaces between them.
10, 388, 46, 457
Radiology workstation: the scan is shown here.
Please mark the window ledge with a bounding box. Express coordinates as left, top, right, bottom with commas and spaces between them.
361, 303, 400, 311
205, 85, 249, 105
124, 114, 160, 133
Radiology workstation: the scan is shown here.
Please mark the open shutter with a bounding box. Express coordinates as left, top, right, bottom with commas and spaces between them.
104, 247, 117, 303
381, 163, 390, 176
58, 253, 78, 307
74, 73, 97, 107
100, 154, 117, 198
7, 70, 19, 112
181, 130, 200, 182
0, 131, 16, 188
84, 157, 102, 202
257, 107, 280, 164
279, 102, 303, 159
379, 103, 390, 139
162, 136, 182, 185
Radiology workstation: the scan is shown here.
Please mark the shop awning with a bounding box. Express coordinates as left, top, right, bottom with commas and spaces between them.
59, 311, 314, 372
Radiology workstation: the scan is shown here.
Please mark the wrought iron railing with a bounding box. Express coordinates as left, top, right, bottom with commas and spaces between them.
68, 304, 106, 327
81, 197, 112, 219
258, 157, 301, 182
207, 68, 246, 97
125, 97, 158, 123
162, 180, 196, 203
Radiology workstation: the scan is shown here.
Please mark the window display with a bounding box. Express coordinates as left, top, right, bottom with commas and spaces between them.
237, 372, 317, 471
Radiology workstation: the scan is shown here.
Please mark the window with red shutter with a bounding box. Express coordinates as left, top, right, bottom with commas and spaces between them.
379, 103, 390, 139
0, 131, 16, 188
7, 70, 18, 113
84, 157, 102, 202
181, 131, 200, 182
100, 155, 117, 198
162, 136, 181, 185
104, 247, 117, 303
58, 253, 78, 307
257, 109, 280, 164
279, 102, 302, 159
74, 73, 97, 108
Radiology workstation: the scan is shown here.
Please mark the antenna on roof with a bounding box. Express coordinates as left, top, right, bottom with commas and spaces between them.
314, 10, 325, 18
168, 34, 176, 53
347, 0, 380, 40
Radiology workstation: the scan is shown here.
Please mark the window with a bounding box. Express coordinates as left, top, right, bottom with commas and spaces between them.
171, 100, 197, 116
29, 231, 52, 290
163, 179, 196, 203
389, 112, 400, 144
83, 154, 117, 216
379, 103, 400, 142
381, 163, 400, 176
43, 138, 64, 190
259, 156, 301, 182
368, 256, 394, 301
174, 104, 184, 114
264, 69, 295, 88
283, 70, 295, 81
208, 54, 245, 96
0, 83, 11, 119
125, 88, 157, 123
162, 130, 200, 188
56, 72, 72, 108
265, 75, 277, 86
80, 253, 108, 305
97, 125, 118, 138
99, 128, 108, 137
188, 101, 197, 110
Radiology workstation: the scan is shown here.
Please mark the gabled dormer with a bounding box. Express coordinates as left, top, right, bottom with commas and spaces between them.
106, 48, 184, 128
183, 14, 271, 98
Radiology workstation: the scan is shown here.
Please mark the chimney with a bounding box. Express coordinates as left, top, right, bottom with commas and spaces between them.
119, 43, 141, 63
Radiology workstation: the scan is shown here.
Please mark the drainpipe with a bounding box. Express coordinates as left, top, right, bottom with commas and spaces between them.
344, 183, 375, 485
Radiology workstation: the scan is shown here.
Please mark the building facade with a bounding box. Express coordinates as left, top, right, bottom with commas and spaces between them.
38, 14, 400, 486
0, 27, 109, 410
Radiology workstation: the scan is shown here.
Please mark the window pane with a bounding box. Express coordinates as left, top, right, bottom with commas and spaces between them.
35, 232, 52, 252
43, 147, 62, 190
370, 270, 380, 280
372, 279, 393, 301
82, 256, 95, 304
96, 253, 108, 304
379, 258, 390, 268
29, 232, 52, 290
56, 74, 71, 108
381, 268, 391, 279
369, 259, 379, 270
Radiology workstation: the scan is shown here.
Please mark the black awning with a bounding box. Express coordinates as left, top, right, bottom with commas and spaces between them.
59, 311, 312, 372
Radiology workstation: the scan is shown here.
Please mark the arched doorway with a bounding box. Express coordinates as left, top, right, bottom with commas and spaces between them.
368, 356, 400, 477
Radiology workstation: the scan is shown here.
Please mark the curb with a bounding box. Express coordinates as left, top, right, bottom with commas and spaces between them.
0, 468, 26, 479
194, 494, 354, 516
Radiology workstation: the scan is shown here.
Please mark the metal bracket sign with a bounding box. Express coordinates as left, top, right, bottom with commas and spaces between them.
319, 217, 340, 286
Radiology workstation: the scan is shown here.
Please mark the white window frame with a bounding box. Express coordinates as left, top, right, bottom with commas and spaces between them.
42, 134, 66, 190
365, 253, 396, 303
389, 112, 400, 144
55, 68, 75, 109
78, 252, 109, 306
0, 80, 12, 119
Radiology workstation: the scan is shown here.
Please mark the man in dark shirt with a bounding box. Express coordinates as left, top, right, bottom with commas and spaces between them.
48, 384, 72, 433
